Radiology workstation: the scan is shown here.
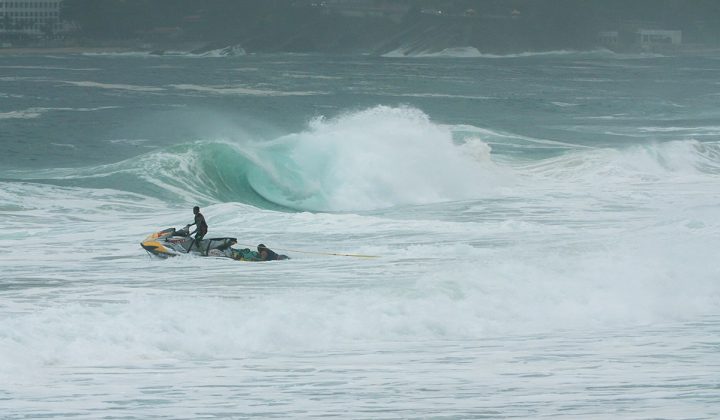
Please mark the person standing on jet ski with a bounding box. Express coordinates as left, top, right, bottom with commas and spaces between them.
188, 206, 208, 240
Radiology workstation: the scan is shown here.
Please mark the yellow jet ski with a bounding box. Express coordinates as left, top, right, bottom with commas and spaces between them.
141, 226, 237, 258
141, 226, 287, 261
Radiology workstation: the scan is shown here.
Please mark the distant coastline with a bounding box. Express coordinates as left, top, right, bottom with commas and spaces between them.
0, 46, 137, 55
3, 1, 720, 58
3, 44, 720, 58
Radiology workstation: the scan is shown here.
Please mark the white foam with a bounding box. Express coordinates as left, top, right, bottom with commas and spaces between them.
107, 138, 152, 146
197, 45, 246, 57
384, 48, 606, 59
62, 80, 165, 92
249, 106, 509, 211
282, 72, 342, 80
415, 46, 484, 58
0, 106, 119, 120
1, 139, 718, 414
396, 92, 494, 100
0, 109, 43, 119
170, 83, 325, 96
517, 140, 720, 181
0, 76, 40, 81
81, 51, 153, 58
1, 193, 718, 378
382, 46, 482, 58
551, 101, 580, 107
638, 126, 720, 134
448, 123, 591, 149
0, 65, 99, 71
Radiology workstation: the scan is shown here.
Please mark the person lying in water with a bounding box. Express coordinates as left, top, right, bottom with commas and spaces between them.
226, 244, 289, 261
257, 244, 289, 261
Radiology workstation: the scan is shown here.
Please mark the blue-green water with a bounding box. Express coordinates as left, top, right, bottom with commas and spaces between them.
1, 50, 719, 418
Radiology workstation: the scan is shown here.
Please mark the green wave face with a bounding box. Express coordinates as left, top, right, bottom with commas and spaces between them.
3, 106, 494, 212
5, 104, 720, 213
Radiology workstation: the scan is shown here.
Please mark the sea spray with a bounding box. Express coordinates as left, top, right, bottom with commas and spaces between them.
2, 52, 720, 418
248, 105, 502, 210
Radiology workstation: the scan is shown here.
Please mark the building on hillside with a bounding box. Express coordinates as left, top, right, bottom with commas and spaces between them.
637, 29, 681, 48
0, 0, 63, 41
599, 24, 682, 52
322, 0, 413, 23
599, 31, 619, 47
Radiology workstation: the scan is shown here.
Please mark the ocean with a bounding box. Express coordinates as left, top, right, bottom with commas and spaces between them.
1, 49, 719, 418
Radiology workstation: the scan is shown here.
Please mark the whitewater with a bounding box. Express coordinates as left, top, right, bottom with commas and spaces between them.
1, 51, 719, 418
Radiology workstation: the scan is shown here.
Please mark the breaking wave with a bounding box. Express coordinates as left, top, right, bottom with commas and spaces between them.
3, 106, 498, 211
3, 106, 718, 212
382, 48, 657, 60
383, 46, 484, 58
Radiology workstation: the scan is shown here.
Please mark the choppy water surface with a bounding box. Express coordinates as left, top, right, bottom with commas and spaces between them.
1, 51, 720, 418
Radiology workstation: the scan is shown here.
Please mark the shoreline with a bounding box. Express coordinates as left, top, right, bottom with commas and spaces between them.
0, 46, 142, 55
2, 44, 719, 57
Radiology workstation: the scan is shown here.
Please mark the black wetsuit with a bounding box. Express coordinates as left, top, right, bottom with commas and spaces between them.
259, 247, 288, 261
194, 212, 208, 239
262, 248, 279, 261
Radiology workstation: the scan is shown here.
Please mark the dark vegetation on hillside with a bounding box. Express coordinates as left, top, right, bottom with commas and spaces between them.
60, 0, 720, 53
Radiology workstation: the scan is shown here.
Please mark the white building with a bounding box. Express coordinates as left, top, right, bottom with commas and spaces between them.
0, 0, 63, 39
323, 0, 412, 23
599, 31, 619, 46
637, 29, 682, 47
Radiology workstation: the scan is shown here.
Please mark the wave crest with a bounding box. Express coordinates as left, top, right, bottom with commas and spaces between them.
5, 106, 498, 211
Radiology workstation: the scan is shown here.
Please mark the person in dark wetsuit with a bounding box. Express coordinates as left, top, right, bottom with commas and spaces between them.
189, 206, 208, 239
257, 244, 289, 261
186, 206, 208, 253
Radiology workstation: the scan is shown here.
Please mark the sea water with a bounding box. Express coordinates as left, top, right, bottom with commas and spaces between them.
1, 51, 719, 418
